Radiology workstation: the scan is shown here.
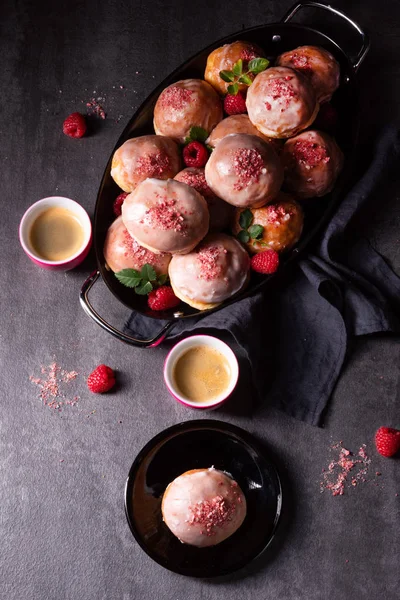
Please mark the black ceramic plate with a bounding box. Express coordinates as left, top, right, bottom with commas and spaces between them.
124, 420, 282, 577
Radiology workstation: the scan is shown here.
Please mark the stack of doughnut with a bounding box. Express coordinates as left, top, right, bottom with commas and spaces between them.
104, 40, 344, 310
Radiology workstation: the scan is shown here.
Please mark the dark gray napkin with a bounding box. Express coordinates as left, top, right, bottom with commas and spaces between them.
125, 126, 400, 426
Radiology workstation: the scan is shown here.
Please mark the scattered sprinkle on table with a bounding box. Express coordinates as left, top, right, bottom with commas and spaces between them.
29, 361, 79, 411
320, 441, 372, 496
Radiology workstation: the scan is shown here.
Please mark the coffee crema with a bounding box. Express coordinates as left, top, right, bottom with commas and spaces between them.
173, 345, 231, 403
29, 206, 85, 261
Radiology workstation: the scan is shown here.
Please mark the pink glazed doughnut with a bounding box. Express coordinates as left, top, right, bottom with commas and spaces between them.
174, 167, 233, 231
205, 133, 283, 208
153, 79, 223, 143
282, 130, 344, 198
168, 232, 250, 310
162, 468, 247, 547
103, 216, 171, 274
246, 66, 318, 139
110, 135, 181, 192
277, 45, 340, 104
121, 178, 209, 254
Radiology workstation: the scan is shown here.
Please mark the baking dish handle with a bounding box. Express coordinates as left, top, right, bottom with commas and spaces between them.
281, 1, 370, 71
80, 270, 174, 347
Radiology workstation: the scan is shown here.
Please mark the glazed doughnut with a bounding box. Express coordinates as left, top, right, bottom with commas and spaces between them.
153, 79, 223, 143
168, 233, 250, 310
232, 192, 304, 254
277, 45, 340, 104
205, 133, 283, 208
204, 40, 265, 96
206, 114, 281, 154
174, 167, 233, 231
103, 216, 171, 274
246, 66, 318, 139
121, 178, 209, 255
162, 468, 247, 547
282, 130, 344, 198
110, 135, 181, 192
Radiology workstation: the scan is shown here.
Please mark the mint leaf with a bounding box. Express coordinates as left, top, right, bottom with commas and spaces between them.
237, 230, 250, 243
188, 126, 208, 143
220, 70, 235, 82
248, 57, 269, 74
206, 144, 214, 153
157, 273, 168, 286
140, 263, 157, 282
248, 224, 264, 240
232, 59, 243, 77
239, 208, 253, 230
115, 269, 142, 288
238, 74, 253, 86
135, 281, 153, 295
227, 82, 239, 96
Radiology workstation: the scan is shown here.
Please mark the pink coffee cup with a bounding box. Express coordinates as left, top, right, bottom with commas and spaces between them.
163, 335, 239, 410
19, 196, 92, 271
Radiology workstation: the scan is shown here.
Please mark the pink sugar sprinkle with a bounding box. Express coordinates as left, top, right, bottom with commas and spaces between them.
266, 204, 291, 225
176, 170, 213, 198
122, 230, 165, 266
187, 495, 234, 536
141, 198, 185, 232
291, 52, 313, 74
233, 147, 265, 191
86, 97, 106, 119
292, 140, 330, 167
197, 245, 222, 281
240, 47, 259, 62
136, 152, 170, 176
320, 442, 372, 496
30, 362, 79, 411
266, 77, 297, 110
160, 85, 193, 110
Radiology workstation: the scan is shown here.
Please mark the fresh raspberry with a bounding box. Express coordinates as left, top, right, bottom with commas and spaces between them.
87, 364, 116, 393
314, 103, 338, 133
224, 92, 247, 116
148, 286, 180, 311
375, 427, 400, 457
63, 112, 87, 138
250, 249, 279, 274
113, 192, 128, 217
183, 141, 209, 168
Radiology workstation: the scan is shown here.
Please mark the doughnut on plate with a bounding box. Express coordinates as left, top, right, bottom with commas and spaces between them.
124, 420, 282, 577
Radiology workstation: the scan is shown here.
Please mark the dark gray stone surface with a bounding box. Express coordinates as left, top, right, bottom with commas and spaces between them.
1, 0, 399, 598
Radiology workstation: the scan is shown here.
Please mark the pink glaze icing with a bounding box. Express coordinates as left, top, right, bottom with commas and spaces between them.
246, 66, 318, 139
277, 45, 340, 104
110, 135, 181, 192
205, 133, 283, 208
174, 167, 233, 231
282, 130, 344, 198
103, 216, 171, 274
153, 79, 223, 143
168, 232, 250, 306
206, 114, 279, 150
121, 178, 209, 254
161, 468, 247, 547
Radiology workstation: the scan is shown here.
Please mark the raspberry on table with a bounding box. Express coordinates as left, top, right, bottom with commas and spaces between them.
183, 141, 209, 168
63, 112, 87, 138
113, 192, 128, 217
250, 249, 279, 274
148, 286, 180, 311
375, 426, 400, 457
224, 92, 247, 116
87, 364, 116, 393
